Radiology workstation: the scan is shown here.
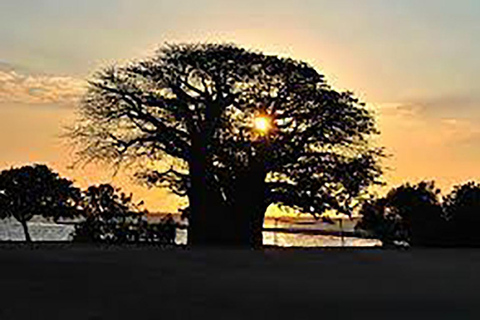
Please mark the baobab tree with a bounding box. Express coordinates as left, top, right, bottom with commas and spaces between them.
70, 43, 383, 247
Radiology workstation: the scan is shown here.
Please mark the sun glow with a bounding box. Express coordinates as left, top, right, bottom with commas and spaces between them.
253, 115, 271, 134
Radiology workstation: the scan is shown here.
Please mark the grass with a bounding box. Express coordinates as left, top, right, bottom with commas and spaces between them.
0, 243, 478, 319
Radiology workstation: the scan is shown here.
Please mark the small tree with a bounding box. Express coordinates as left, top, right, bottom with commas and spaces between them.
356, 198, 402, 247
386, 181, 444, 245
73, 184, 176, 244
0, 164, 81, 242
73, 184, 146, 243
443, 182, 480, 246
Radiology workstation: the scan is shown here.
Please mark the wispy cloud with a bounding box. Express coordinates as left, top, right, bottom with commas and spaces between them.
0, 64, 85, 106
379, 93, 480, 148
393, 93, 480, 120
378, 97, 480, 165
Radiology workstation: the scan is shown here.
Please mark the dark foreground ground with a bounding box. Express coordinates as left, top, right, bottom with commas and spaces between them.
0, 244, 478, 319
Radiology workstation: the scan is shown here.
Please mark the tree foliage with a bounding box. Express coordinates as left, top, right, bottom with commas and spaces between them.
72, 184, 177, 244
0, 164, 81, 242
357, 181, 448, 247
386, 181, 445, 245
443, 181, 480, 245
356, 198, 402, 247
73, 184, 144, 243
70, 43, 383, 246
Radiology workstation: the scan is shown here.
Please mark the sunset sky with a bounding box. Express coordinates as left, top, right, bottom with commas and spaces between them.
1, 0, 480, 214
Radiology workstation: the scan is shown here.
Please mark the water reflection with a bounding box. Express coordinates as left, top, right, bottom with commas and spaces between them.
173, 229, 381, 247
0, 217, 381, 247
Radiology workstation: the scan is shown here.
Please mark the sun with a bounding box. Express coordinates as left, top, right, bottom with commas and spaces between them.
253, 115, 271, 135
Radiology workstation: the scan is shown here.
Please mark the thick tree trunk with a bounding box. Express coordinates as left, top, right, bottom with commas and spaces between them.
187, 153, 208, 246
228, 149, 269, 249
187, 135, 227, 246
20, 219, 32, 243
188, 160, 267, 248
250, 201, 268, 249
189, 177, 268, 248
248, 143, 269, 249
187, 130, 270, 249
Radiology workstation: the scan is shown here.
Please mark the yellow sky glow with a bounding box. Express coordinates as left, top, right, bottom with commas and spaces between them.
2, 1, 480, 216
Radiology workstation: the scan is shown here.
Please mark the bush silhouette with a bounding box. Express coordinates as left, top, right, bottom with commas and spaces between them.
357, 181, 447, 247
72, 184, 176, 244
356, 198, 403, 247
443, 182, 480, 246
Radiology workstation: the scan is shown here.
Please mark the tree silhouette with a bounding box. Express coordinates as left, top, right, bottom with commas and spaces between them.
356, 198, 402, 247
70, 43, 383, 247
73, 184, 147, 243
0, 164, 81, 242
443, 182, 480, 246
386, 181, 445, 246
356, 181, 446, 246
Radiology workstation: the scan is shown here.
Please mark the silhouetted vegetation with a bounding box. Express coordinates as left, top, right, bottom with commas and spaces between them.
0, 164, 177, 244
72, 184, 177, 244
70, 43, 383, 248
443, 182, 480, 246
357, 181, 480, 247
387, 181, 445, 246
356, 197, 401, 247
0, 164, 81, 242
72, 184, 143, 243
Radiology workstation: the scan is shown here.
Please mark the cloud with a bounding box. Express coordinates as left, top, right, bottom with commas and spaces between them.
393, 93, 480, 120
0, 64, 85, 106
380, 99, 480, 144
378, 99, 480, 184
378, 93, 480, 152
375, 100, 480, 194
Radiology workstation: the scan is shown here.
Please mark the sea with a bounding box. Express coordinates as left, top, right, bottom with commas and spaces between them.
0, 215, 381, 247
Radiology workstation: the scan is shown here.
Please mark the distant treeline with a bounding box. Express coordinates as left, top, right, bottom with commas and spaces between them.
356, 181, 480, 247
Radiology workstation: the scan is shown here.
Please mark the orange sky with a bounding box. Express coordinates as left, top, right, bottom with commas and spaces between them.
2, 0, 480, 214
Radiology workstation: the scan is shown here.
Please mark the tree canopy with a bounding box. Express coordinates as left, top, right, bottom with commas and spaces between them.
71, 43, 383, 247
443, 181, 480, 245
72, 184, 151, 243
80, 184, 145, 220
0, 164, 81, 242
356, 181, 468, 247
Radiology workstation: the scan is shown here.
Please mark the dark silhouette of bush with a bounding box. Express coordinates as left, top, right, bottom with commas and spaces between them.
139, 215, 177, 244
72, 184, 176, 244
72, 184, 141, 243
385, 181, 446, 246
0, 164, 81, 242
356, 181, 447, 247
356, 198, 403, 247
443, 182, 480, 246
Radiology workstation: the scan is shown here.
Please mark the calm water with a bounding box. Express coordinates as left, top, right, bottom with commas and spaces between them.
0, 216, 381, 247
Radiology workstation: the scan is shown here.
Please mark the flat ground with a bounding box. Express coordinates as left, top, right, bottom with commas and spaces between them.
0, 244, 478, 319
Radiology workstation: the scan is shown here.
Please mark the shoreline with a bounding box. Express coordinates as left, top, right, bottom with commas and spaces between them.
0, 241, 385, 250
